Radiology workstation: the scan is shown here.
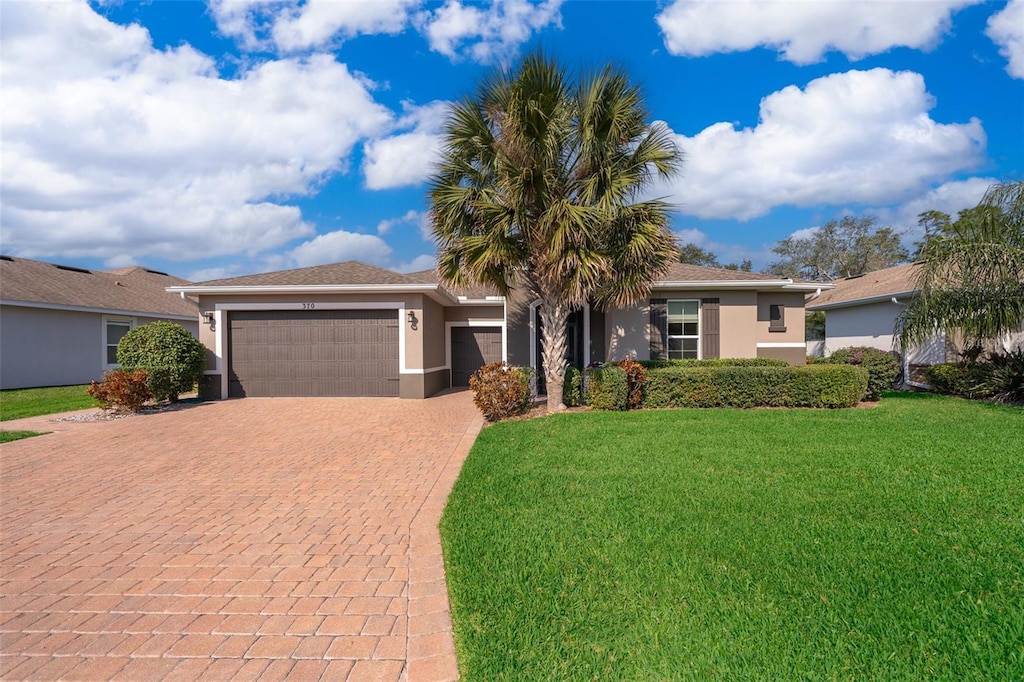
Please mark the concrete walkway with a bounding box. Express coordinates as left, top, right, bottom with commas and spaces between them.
0, 392, 481, 681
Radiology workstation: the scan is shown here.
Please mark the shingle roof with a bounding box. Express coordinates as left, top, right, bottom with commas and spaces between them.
807, 262, 920, 310
660, 262, 787, 282
0, 256, 197, 318
190, 261, 420, 287
404, 269, 500, 299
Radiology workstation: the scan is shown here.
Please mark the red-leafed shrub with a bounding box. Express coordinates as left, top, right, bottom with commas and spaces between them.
88, 369, 152, 413
469, 362, 533, 421
615, 359, 648, 409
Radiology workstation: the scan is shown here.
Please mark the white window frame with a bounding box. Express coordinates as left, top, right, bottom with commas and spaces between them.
102, 316, 134, 369
667, 299, 701, 360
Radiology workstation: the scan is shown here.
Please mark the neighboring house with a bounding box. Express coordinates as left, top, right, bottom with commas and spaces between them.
167, 261, 828, 400
0, 256, 199, 389
806, 262, 946, 386
808, 261, 1024, 386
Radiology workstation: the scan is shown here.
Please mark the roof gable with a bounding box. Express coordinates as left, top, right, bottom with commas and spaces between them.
191, 261, 420, 287
807, 262, 920, 310
0, 256, 197, 318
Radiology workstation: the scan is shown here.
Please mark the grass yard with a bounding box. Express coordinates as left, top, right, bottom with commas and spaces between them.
440, 393, 1024, 681
0, 384, 95, 421
0, 430, 46, 443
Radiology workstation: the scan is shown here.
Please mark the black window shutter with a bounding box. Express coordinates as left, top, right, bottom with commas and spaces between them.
701, 298, 720, 359
649, 298, 667, 360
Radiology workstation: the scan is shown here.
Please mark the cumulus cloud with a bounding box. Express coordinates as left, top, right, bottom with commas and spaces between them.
0, 0, 392, 264
395, 253, 438, 273
287, 229, 393, 267
656, 69, 985, 221
363, 101, 450, 189
416, 0, 562, 63
986, 0, 1024, 79
210, 0, 559, 61
656, 0, 979, 64
873, 176, 997, 232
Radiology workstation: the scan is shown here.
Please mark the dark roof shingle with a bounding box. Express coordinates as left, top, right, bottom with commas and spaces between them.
0, 256, 197, 318
190, 261, 419, 287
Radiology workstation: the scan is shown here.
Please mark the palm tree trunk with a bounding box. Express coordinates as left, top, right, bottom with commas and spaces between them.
539, 295, 570, 412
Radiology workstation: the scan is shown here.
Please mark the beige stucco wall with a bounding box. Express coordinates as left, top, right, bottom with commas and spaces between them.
755, 292, 808, 345
443, 305, 504, 324
605, 290, 764, 361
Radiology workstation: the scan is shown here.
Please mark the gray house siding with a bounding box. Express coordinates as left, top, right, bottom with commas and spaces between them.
0, 305, 200, 390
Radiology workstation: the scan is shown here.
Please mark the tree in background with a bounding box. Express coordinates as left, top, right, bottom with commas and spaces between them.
429, 52, 681, 411
678, 242, 753, 272
897, 179, 1024, 353
768, 216, 909, 281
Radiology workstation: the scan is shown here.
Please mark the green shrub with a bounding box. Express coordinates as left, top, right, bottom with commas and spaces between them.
638, 357, 788, 369
925, 363, 975, 397
615, 359, 648, 409
117, 321, 205, 402
826, 346, 900, 401
563, 367, 583, 407
87, 369, 152, 413
929, 351, 1024, 405
585, 365, 629, 411
469, 362, 533, 421
642, 365, 867, 409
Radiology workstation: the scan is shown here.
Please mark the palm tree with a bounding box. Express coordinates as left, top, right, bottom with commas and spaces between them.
428, 52, 681, 411
897, 180, 1024, 355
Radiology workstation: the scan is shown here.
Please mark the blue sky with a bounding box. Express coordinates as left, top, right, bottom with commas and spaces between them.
2, 0, 1022, 281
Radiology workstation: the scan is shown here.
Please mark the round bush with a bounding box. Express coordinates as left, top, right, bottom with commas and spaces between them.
469, 362, 533, 421
117, 321, 205, 402
827, 346, 900, 401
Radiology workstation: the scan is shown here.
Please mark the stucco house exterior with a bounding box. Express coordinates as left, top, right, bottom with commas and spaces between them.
806, 262, 948, 385
0, 256, 199, 390
168, 261, 829, 400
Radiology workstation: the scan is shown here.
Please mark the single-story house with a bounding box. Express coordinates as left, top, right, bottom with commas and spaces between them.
167, 261, 829, 400
0, 256, 199, 390
806, 262, 950, 386
807, 261, 1024, 386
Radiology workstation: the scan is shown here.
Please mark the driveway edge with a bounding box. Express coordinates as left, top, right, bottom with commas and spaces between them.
405, 414, 482, 682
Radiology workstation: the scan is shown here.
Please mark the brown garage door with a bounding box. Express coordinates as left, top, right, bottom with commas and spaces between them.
228, 310, 399, 397
451, 326, 502, 387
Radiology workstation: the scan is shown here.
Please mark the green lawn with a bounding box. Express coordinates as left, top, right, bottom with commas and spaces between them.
0, 384, 95, 421
440, 393, 1024, 681
0, 430, 46, 443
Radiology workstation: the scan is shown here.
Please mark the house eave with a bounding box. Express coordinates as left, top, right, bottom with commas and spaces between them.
0, 298, 196, 321
653, 280, 832, 292
807, 290, 918, 311
165, 283, 460, 306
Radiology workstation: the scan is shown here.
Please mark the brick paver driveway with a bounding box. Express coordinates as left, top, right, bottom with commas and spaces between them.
1, 391, 481, 681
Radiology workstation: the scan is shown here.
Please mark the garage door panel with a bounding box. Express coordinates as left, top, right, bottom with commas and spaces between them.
228, 310, 399, 397
451, 326, 502, 387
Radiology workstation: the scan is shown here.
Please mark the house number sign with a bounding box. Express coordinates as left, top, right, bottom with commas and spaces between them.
302, 303, 315, 309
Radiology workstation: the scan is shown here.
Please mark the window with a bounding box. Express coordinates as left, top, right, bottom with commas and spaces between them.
769, 304, 786, 332
105, 319, 131, 365
667, 300, 699, 359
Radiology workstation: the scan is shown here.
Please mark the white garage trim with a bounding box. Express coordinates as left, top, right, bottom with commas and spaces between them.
214, 302, 408, 400
755, 342, 806, 348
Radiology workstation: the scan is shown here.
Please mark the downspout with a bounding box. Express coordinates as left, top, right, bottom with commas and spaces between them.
891, 296, 911, 388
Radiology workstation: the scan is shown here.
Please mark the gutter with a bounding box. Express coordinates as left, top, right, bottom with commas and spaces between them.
654, 280, 834, 293
807, 290, 917, 312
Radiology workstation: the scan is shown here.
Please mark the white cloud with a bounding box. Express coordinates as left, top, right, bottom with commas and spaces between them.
873, 176, 996, 231
395, 253, 437, 273
656, 69, 985, 220
656, 0, 979, 64
287, 229, 393, 267
417, 0, 563, 63
376, 209, 422, 235
363, 100, 450, 189
0, 0, 393, 264
986, 0, 1024, 79
271, 0, 419, 51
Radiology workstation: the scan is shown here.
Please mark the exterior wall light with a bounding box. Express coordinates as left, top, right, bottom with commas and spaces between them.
407, 310, 418, 330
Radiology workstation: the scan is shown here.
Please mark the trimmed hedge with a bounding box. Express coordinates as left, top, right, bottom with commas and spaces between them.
470, 362, 533, 421
638, 357, 788, 369
641, 365, 868, 409
584, 365, 628, 411
563, 366, 583, 407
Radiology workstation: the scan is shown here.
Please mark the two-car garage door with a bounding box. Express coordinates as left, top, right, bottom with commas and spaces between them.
228, 310, 399, 398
